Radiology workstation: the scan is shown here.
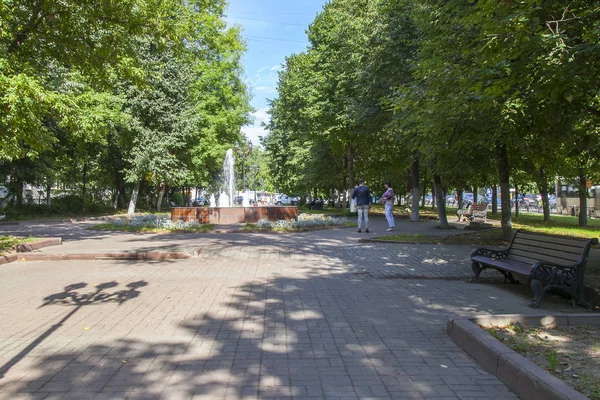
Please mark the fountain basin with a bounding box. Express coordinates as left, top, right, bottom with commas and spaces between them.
171, 206, 298, 224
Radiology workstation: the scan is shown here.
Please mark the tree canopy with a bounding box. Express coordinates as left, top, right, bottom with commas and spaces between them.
264, 0, 600, 232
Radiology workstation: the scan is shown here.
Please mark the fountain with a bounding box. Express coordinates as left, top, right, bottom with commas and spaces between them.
219, 149, 235, 208
171, 148, 298, 224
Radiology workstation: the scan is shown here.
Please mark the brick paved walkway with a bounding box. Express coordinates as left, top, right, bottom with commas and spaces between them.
0, 235, 580, 399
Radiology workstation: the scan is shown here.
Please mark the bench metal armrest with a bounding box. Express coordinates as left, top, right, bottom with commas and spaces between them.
530, 260, 578, 274
530, 261, 581, 288
471, 247, 509, 259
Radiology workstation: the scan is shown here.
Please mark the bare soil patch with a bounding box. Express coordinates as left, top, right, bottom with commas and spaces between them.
483, 323, 600, 399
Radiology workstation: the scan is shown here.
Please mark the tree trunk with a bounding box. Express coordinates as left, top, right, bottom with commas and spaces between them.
492, 185, 498, 215
431, 180, 436, 208
457, 188, 463, 208
578, 171, 588, 227
347, 143, 355, 214
434, 174, 449, 228
514, 182, 519, 218
82, 159, 87, 212
497, 144, 512, 240
156, 183, 166, 212
473, 185, 478, 204
128, 181, 140, 215
537, 166, 550, 221
410, 154, 420, 222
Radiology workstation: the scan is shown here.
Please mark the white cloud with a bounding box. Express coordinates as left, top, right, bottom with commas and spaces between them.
252, 108, 270, 125
256, 66, 270, 75
241, 126, 269, 145
270, 65, 283, 72
254, 85, 275, 93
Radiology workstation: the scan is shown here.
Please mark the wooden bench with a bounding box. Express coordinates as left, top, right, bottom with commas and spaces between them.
470, 230, 598, 308
457, 203, 488, 223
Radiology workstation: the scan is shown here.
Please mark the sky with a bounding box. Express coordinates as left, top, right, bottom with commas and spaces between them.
225, 0, 328, 145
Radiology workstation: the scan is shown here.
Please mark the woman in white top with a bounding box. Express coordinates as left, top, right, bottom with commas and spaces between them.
379, 181, 394, 231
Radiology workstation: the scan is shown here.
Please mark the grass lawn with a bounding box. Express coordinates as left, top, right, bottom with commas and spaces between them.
0, 236, 41, 255
379, 229, 507, 246
90, 223, 213, 234
487, 212, 600, 240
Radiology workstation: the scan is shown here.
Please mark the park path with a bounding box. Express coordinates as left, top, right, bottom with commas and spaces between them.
0, 216, 587, 399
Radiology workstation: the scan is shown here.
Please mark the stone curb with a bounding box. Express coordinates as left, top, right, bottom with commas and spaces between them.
1, 237, 190, 265
359, 238, 474, 244
0, 238, 62, 265
15, 238, 62, 252
359, 238, 439, 244
14, 251, 189, 262
447, 314, 600, 400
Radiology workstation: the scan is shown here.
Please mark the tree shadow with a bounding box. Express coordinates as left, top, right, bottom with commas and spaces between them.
0, 281, 148, 380
2, 267, 534, 399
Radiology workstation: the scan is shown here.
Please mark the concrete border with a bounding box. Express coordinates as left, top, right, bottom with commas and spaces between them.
1, 237, 189, 265
14, 251, 189, 262
447, 314, 600, 400
0, 238, 62, 265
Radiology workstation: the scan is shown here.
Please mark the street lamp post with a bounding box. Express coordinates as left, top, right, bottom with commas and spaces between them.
235, 140, 252, 191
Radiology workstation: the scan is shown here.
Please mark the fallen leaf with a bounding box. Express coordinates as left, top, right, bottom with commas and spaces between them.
440, 364, 448, 368
83, 327, 90, 330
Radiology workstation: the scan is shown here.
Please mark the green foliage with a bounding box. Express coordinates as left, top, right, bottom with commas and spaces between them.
266, 0, 600, 229
0, 0, 251, 214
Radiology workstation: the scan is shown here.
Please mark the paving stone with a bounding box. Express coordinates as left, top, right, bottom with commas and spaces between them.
0, 221, 582, 399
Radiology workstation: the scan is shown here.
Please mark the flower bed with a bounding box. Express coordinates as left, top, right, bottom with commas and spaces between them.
253, 214, 348, 231
92, 215, 212, 233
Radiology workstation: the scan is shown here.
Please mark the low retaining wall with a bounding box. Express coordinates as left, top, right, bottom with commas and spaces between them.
171, 206, 298, 224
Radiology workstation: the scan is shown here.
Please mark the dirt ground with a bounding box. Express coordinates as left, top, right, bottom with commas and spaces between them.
483, 323, 600, 400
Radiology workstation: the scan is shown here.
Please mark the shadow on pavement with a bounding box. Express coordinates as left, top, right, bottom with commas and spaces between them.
3, 266, 553, 399
0, 281, 148, 380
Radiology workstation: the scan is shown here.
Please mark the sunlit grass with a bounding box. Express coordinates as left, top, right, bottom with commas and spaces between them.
0, 236, 41, 255
488, 213, 600, 239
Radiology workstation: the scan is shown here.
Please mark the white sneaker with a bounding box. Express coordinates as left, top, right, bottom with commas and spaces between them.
386, 228, 394, 231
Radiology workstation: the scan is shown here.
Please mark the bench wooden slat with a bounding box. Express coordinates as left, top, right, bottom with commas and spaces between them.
516, 232, 590, 248
506, 252, 574, 266
471, 256, 530, 275
510, 243, 582, 263
512, 237, 586, 255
